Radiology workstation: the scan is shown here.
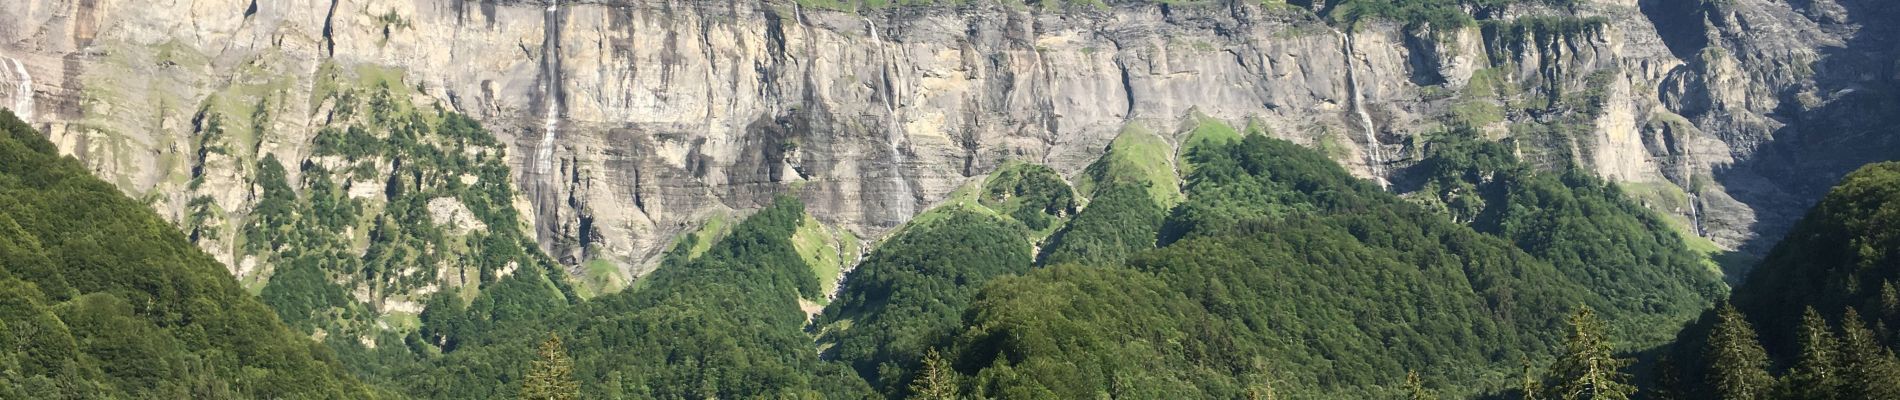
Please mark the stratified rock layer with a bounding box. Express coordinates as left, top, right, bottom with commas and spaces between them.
1, 0, 1894, 285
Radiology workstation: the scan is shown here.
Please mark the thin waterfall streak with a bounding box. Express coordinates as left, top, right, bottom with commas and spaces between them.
6, 57, 31, 122
1336, 29, 1387, 188
536, 0, 562, 176
863, 17, 916, 218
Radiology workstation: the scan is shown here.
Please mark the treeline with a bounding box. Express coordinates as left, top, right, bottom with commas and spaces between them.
0, 109, 375, 398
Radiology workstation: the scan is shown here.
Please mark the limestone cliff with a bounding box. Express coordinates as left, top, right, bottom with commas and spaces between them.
1, 0, 1893, 290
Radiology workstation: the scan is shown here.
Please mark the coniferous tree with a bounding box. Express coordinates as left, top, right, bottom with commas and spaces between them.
1837, 309, 1900, 400
1782, 307, 1843, 400
908, 349, 960, 400
1705, 303, 1774, 400
1882, 281, 1900, 341
521, 333, 580, 400
1545, 306, 1636, 400
1521, 358, 1545, 400
1404, 370, 1438, 400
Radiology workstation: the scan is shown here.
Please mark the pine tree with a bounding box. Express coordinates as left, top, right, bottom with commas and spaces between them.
1782, 307, 1842, 400
1705, 303, 1774, 400
1836, 309, 1900, 400
1404, 370, 1438, 400
1544, 306, 1636, 400
908, 349, 960, 400
521, 333, 580, 400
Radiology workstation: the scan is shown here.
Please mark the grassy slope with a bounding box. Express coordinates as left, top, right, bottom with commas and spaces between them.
1077, 123, 1183, 206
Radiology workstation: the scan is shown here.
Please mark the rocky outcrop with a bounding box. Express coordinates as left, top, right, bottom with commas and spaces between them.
1, 0, 1894, 285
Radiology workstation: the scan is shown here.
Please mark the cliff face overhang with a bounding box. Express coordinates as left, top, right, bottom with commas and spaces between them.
1, 0, 1894, 284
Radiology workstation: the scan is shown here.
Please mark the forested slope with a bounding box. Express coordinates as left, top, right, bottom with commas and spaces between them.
1407, 134, 1727, 346
0, 110, 376, 398
348, 197, 874, 398
812, 120, 1725, 398
0, 106, 1760, 399
1659, 162, 1900, 400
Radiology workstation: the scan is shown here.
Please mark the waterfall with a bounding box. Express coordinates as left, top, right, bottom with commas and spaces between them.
1335, 29, 1387, 188
1686, 192, 1705, 237
536, 0, 562, 176
537, 100, 558, 174
5, 57, 30, 122
863, 17, 898, 115
524, 0, 566, 247
864, 17, 916, 218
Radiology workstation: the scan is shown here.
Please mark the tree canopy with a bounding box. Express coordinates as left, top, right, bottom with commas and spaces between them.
0, 109, 374, 398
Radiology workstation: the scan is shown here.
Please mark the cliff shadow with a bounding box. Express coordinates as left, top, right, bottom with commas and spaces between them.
1640, 0, 1711, 61
1710, 0, 1900, 259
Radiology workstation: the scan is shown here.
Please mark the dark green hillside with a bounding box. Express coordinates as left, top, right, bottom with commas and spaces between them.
367, 196, 874, 399
1041, 124, 1178, 268
0, 109, 375, 398
945, 264, 1249, 399
1038, 181, 1166, 267
1408, 134, 1726, 346
817, 209, 1032, 396
1148, 135, 1592, 395
1729, 162, 1900, 351
924, 134, 1713, 398
1657, 162, 1900, 400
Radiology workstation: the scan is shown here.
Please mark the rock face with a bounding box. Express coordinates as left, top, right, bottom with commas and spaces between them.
1, 0, 1895, 283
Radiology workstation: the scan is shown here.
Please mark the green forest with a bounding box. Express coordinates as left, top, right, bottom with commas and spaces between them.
4, 87, 1900, 399
0, 110, 374, 398
1651, 162, 1900, 400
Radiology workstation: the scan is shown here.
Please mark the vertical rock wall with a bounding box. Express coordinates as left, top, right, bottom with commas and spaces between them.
0, 0, 1893, 284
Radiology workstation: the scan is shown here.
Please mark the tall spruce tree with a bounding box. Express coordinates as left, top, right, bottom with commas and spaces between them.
908, 349, 960, 400
1705, 303, 1774, 400
1837, 309, 1900, 400
1545, 306, 1636, 400
1782, 307, 1843, 400
521, 333, 580, 400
